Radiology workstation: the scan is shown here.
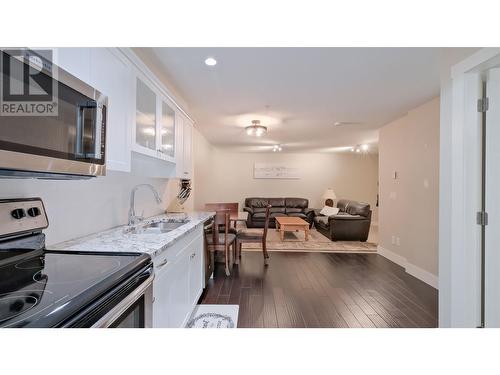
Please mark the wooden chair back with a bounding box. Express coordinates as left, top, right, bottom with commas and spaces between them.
211, 211, 230, 246
262, 205, 271, 241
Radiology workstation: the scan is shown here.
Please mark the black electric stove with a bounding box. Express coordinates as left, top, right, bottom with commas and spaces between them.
0, 198, 153, 328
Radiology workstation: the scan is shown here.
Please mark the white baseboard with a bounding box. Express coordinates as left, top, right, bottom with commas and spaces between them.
377, 246, 438, 289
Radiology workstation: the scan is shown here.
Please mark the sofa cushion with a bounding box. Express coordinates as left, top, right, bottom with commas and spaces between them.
346, 202, 370, 217
285, 207, 302, 214
245, 198, 269, 208
285, 198, 308, 209
270, 207, 286, 214
314, 216, 329, 228
253, 207, 267, 213
268, 197, 285, 207
336, 199, 370, 217
270, 212, 287, 219
253, 212, 286, 220
287, 212, 307, 219
336, 199, 349, 212
333, 213, 365, 220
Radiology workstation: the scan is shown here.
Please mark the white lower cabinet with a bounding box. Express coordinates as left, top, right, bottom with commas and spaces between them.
188, 235, 204, 304
152, 225, 204, 327
151, 261, 172, 328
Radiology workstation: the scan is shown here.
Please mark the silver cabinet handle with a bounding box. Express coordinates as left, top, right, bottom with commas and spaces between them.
157, 258, 168, 268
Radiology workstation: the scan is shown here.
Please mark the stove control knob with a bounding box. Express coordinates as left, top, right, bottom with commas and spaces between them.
27, 207, 41, 217
11, 208, 26, 220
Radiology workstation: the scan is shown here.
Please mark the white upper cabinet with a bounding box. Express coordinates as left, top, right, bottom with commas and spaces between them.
133, 75, 176, 163
89, 48, 133, 172
173, 113, 193, 179
54, 47, 193, 178
135, 76, 158, 155
160, 100, 176, 159
182, 115, 193, 179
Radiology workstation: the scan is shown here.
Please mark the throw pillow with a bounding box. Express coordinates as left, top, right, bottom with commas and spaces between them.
320, 206, 339, 217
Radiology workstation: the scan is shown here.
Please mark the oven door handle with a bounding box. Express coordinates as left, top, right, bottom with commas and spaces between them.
90, 271, 155, 328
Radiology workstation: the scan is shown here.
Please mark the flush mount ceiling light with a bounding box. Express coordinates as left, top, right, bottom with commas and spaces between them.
272, 144, 283, 152
204, 57, 217, 66
245, 120, 267, 137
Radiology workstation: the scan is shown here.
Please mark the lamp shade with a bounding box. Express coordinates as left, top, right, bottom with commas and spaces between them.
322, 188, 337, 200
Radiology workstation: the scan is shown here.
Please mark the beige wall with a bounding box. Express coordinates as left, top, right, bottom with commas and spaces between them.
193, 129, 379, 220
379, 96, 440, 277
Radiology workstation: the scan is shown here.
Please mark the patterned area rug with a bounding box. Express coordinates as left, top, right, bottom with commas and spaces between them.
187, 305, 239, 328
241, 228, 377, 253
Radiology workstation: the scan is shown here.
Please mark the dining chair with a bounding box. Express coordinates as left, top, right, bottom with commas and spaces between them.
235, 205, 270, 266
205, 211, 236, 276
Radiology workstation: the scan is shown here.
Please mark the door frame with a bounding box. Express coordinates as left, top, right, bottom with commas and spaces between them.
440, 48, 500, 327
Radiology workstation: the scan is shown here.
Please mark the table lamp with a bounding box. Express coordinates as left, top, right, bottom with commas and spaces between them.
322, 188, 337, 207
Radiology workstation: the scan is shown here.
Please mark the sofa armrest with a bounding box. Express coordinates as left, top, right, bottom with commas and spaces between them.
304, 207, 315, 215
243, 207, 254, 215
313, 208, 322, 217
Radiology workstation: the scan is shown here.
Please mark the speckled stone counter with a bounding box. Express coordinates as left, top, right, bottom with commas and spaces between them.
52, 211, 214, 258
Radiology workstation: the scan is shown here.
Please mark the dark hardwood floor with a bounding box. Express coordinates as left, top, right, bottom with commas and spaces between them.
199, 252, 438, 328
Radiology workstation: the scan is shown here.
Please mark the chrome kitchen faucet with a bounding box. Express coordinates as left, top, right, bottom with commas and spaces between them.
128, 184, 162, 226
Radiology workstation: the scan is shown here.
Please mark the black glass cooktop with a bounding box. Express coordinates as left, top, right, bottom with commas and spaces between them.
0, 234, 151, 328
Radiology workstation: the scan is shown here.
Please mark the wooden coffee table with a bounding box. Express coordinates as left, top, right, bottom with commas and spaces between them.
275, 216, 310, 241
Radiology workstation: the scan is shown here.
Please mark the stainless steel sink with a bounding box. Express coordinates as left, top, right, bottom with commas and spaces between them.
127, 220, 189, 234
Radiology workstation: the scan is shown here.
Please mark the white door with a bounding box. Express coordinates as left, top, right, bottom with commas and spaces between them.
485, 68, 500, 326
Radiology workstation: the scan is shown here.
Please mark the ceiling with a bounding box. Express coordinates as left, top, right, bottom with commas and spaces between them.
146, 48, 444, 153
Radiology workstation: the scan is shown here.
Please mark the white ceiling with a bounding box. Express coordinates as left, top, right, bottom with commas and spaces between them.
147, 48, 443, 153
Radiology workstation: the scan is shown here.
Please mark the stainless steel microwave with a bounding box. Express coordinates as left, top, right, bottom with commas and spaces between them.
0, 49, 107, 179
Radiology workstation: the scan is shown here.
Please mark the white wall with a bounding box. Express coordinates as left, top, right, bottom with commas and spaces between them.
193, 130, 379, 218
0, 171, 171, 246
378, 97, 440, 287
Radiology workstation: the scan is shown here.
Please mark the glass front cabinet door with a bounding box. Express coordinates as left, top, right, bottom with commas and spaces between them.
160, 100, 175, 158
134, 76, 175, 162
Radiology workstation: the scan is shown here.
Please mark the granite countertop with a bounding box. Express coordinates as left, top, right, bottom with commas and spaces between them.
51, 211, 215, 258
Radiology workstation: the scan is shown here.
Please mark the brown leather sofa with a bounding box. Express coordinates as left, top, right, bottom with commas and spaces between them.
313, 199, 372, 241
244, 197, 315, 228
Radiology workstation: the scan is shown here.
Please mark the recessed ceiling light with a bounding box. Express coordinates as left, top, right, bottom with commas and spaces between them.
204, 57, 217, 66
333, 121, 363, 126
361, 144, 369, 151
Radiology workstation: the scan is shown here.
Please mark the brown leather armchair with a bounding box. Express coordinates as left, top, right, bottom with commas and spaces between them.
244, 197, 315, 228
313, 199, 372, 241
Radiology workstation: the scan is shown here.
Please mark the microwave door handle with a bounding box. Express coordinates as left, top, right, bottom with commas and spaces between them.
76, 101, 99, 159
94, 103, 103, 160
76, 104, 85, 158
